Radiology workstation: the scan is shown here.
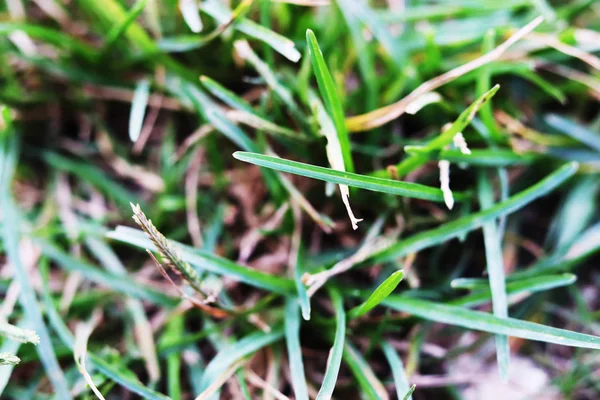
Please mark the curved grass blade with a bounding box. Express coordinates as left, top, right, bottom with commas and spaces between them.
129, 78, 150, 142
107, 226, 295, 294
316, 288, 346, 400
452, 274, 577, 308
284, 299, 309, 400
477, 171, 510, 380
381, 342, 413, 400
0, 135, 72, 400
306, 29, 354, 173
233, 152, 460, 203
180, 0, 203, 33
371, 162, 579, 263
343, 342, 388, 400
381, 296, 600, 349
348, 270, 404, 319
197, 328, 284, 393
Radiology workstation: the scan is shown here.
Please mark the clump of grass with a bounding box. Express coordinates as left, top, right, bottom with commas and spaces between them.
1, 1, 600, 399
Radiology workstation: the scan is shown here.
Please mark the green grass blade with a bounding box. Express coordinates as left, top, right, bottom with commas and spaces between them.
198, 328, 284, 392
306, 29, 354, 173
316, 288, 346, 400
371, 162, 578, 263
343, 343, 387, 400
103, 0, 149, 52
233, 152, 460, 203
284, 299, 309, 400
200, 75, 256, 114
202, 0, 300, 62
129, 78, 150, 142
0, 135, 73, 400
451, 274, 577, 308
43, 152, 142, 211
36, 239, 177, 306
381, 296, 600, 349
381, 342, 412, 400
477, 170, 510, 380
106, 226, 295, 294
38, 263, 171, 400
402, 385, 417, 400
402, 148, 535, 167
545, 114, 600, 152
348, 270, 404, 319
393, 85, 500, 178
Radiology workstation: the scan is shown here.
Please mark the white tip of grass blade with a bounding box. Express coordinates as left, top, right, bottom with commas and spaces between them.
453, 132, 471, 155
180, 0, 203, 33
341, 188, 362, 230
439, 160, 454, 210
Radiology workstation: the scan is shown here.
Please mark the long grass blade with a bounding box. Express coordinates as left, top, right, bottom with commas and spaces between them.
284, 299, 309, 400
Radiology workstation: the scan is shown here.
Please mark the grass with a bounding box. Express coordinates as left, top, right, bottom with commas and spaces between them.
0, 1, 599, 399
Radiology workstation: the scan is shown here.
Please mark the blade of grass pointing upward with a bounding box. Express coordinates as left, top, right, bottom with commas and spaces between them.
477, 170, 510, 380
348, 270, 404, 319
317, 288, 346, 400
306, 29, 354, 173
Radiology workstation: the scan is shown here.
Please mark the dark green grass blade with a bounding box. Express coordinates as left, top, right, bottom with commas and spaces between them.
371, 162, 578, 263
316, 288, 346, 399
381, 296, 600, 349
233, 151, 460, 203
107, 226, 295, 294
284, 299, 309, 400
306, 29, 354, 173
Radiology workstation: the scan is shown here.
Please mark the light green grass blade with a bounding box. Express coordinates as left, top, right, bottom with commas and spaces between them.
451, 274, 577, 307
348, 270, 404, 319
403, 147, 535, 166
202, 0, 300, 62
316, 288, 346, 400
393, 85, 500, 178
200, 75, 256, 114
0, 134, 72, 400
343, 342, 387, 400
36, 239, 176, 306
197, 328, 284, 392
477, 170, 510, 380
233, 151, 459, 203
129, 78, 150, 142
107, 226, 295, 294
382, 296, 600, 349
284, 299, 309, 400
306, 29, 354, 173
0, 328, 21, 394
545, 114, 600, 152
381, 342, 412, 400
103, 0, 149, 52
371, 162, 578, 263
38, 263, 170, 400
